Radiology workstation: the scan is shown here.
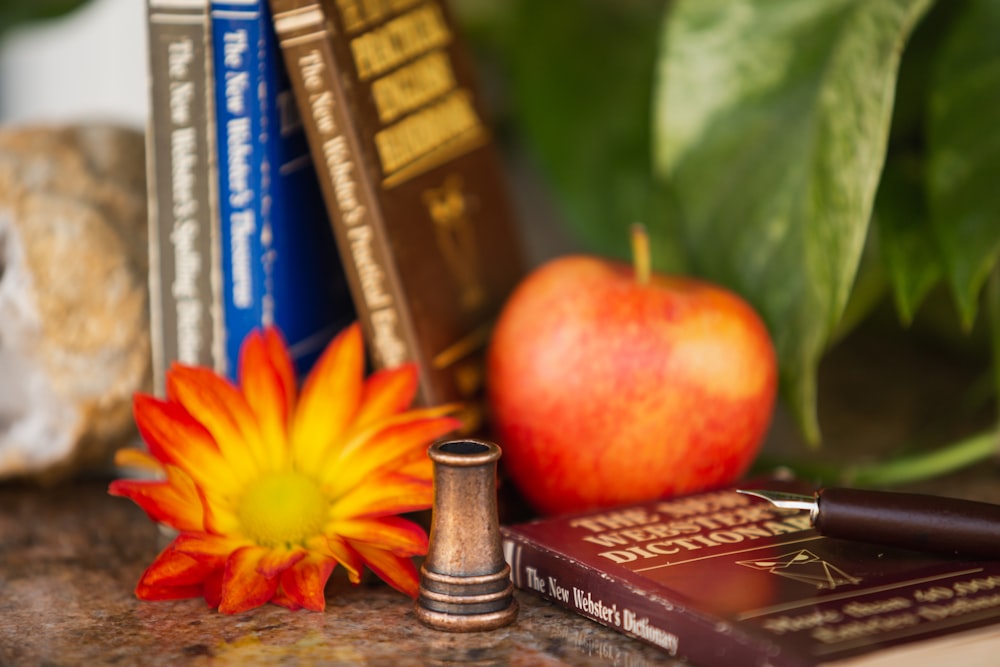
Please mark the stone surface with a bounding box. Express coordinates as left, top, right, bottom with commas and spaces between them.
0, 479, 678, 667
2, 468, 999, 666
0, 124, 149, 481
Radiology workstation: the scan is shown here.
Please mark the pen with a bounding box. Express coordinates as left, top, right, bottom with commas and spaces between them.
737, 487, 1000, 559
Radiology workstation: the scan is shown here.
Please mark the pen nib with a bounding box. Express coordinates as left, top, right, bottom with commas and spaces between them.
737, 489, 816, 512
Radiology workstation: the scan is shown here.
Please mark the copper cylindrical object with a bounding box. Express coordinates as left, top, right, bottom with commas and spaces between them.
415, 438, 518, 631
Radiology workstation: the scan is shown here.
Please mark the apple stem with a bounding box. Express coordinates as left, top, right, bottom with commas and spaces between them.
631, 223, 651, 286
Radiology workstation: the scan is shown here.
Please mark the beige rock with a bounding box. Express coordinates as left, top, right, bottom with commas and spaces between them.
0, 124, 150, 481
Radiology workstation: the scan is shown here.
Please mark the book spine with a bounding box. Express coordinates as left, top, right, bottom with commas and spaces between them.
210, 0, 270, 377
255, 3, 356, 373
503, 532, 800, 667
145, 0, 225, 393
268, 0, 421, 383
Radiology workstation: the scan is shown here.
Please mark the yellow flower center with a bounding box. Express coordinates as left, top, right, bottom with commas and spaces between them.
237, 471, 330, 548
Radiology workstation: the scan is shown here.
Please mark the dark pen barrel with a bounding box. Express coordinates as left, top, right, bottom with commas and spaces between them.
814, 487, 1000, 559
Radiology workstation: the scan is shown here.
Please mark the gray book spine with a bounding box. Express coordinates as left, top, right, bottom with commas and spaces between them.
145, 0, 225, 392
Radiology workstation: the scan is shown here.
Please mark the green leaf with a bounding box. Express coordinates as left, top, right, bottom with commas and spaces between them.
653, 0, 932, 444
990, 268, 1000, 425
886, 0, 965, 149
0, 0, 91, 35
926, 0, 1000, 329
876, 2, 966, 324
498, 0, 682, 270
875, 155, 941, 324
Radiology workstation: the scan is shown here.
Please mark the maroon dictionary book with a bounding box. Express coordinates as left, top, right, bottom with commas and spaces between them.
502, 481, 1000, 666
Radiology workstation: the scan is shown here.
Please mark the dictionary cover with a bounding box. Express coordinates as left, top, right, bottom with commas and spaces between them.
502, 481, 1000, 667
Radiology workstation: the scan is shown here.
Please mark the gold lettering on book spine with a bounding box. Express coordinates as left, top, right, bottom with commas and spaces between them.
349, 3, 451, 80
371, 50, 454, 123
376, 90, 486, 186
339, 1, 490, 186
288, 33, 409, 369
335, 0, 422, 34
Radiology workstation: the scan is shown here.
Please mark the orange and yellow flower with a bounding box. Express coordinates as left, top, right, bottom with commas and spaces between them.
109, 323, 460, 613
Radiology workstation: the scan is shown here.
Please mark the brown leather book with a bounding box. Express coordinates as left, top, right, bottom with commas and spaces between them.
268, 0, 525, 427
502, 480, 1000, 666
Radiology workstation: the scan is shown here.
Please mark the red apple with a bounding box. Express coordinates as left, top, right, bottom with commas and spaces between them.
487, 228, 777, 516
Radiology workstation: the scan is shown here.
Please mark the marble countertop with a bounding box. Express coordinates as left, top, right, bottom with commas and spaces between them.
5, 469, 1000, 667
7, 467, 1000, 667
0, 478, 680, 667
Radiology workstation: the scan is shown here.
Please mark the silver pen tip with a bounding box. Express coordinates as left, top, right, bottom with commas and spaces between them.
737, 489, 815, 512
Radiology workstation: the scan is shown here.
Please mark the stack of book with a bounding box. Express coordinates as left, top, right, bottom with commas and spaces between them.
143, 0, 523, 420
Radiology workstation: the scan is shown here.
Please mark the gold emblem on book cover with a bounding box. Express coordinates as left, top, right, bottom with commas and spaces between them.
424, 174, 485, 311
737, 550, 862, 590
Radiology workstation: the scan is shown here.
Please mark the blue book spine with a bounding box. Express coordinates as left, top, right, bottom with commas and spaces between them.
210, 0, 353, 379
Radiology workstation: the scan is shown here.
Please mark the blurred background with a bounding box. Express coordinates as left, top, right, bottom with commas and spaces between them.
2, 0, 996, 489
0, 0, 144, 126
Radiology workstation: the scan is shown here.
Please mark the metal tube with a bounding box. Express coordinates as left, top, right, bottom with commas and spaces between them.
415, 438, 518, 631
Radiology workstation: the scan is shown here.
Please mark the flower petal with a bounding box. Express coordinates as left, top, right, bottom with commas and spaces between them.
131, 400, 241, 527
257, 548, 307, 578
200, 492, 241, 537
133, 394, 241, 493
108, 476, 203, 532
396, 456, 432, 482
167, 365, 267, 475
323, 535, 365, 584
172, 532, 245, 566
324, 414, 460, 495
331, 473, 433, 520
353, 363, 419, 429
264, 327, 297, 410
239, 328, 295, 470
219, 545, 279, 614
291, 323, 364, 472
204, 569, 224, 609
325, 406, 460, 483
270, 589, 303, 611
331, 516, 428, 557
113, 448, 164, 476
135, 546, 215, 601
353, 542, 420, 598
280, 555, 336, 612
